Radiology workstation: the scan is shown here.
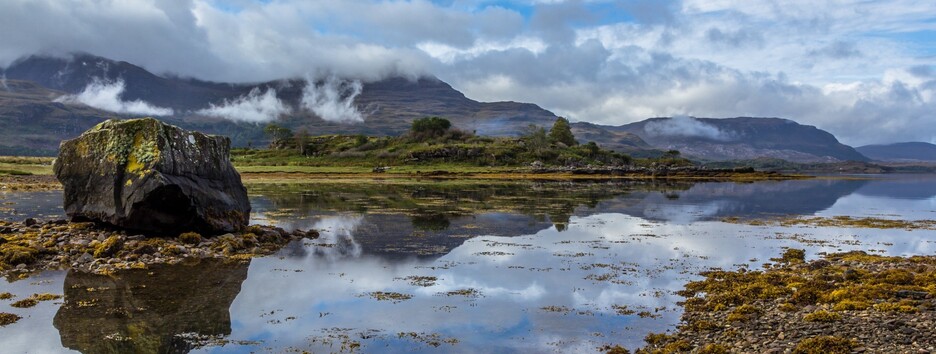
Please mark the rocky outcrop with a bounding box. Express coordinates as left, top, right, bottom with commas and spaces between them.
53, 118, 250, 234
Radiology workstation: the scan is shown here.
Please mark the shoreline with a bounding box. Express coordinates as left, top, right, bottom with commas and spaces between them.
0, 170, 811, 192
624, 250, 936, 353
0, 219, 318, 278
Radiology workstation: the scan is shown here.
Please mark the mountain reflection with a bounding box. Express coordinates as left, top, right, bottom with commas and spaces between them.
250, 179, 870, 257
53, 259, 249, 354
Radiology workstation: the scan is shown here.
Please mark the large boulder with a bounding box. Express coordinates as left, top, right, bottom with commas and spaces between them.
53, 118, 250, 234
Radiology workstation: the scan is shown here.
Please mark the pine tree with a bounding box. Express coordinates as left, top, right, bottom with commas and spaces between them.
548, 117, 577, 146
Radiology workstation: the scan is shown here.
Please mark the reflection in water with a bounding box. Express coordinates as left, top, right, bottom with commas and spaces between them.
52, 259, 249, 354
249, 179, 876, 257
0, 190, 63, 220
220, 211, 936, 352
1, 176, 935, 353
855, 175, 936, 200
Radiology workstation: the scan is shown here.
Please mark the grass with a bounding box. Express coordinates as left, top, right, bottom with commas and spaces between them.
0, 128, 800, 181
0, 162, 52, 175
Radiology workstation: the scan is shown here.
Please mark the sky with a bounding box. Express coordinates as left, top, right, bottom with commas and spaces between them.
1, 0, 935, 145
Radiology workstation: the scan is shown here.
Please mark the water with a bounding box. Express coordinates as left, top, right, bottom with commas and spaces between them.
1, 176, 935, 353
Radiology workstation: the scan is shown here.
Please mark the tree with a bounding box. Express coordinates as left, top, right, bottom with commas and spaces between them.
548, 117, 577, 146
264, 124, 293, 149
295, 129, 310, 155
523, 124, 550, 156
410, 117, 452, 138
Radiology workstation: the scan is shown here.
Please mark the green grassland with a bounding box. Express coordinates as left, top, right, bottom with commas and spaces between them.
0, 156, 54, 175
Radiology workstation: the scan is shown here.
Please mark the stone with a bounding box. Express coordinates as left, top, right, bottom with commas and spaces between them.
896, 290, 929, 300
53, 118, 250, 234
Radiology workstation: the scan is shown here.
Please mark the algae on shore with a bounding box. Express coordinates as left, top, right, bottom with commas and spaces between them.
625, 250, 936, 353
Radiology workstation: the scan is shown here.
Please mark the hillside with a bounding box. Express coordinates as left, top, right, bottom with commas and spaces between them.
569, 122, 657, 157
608, 117, 869, 163
856, 142, 936, 162
0, 78, 265, 155
2, 54, 560, 136
0, 53, 877, 164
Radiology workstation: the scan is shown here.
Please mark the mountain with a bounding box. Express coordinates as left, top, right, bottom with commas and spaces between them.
0, 77, 264, 155
605, 117, 869, 163
1, 53, 575, 153
569, 122, 656, 156
0, 53, 868, 164
856, 142, 936, 162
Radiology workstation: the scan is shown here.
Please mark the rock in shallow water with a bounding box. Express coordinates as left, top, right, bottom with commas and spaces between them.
53, 118, 250, 234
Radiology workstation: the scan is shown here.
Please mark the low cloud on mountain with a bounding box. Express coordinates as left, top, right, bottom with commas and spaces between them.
54, 79, 173, 116
196, 87, 290, 123
301, 76, 365, 124
644, 116, 734, 141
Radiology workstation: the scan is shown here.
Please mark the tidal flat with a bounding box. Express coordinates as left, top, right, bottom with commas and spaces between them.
1, 175, 935, 353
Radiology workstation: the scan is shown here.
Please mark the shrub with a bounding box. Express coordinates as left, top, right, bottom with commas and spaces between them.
410, 117, 452, 139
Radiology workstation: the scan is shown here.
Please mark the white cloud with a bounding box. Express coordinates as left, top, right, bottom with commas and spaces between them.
54, 78, 174, 116
301, 76, 365, 123
644, 116, 735, 141
418, 36, 548, 64
196, 87, 290, 123
1, 0, 935, 144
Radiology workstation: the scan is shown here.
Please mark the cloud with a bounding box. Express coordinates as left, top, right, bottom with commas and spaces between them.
301, 76, 365, 123
54, 78, 173, 116
705, 27, 764, 48
643, 116, 735, 141
1, 0, 935, 144
196, 87, 290, 123
0, 74, 8, 91
808, 41, 862, 59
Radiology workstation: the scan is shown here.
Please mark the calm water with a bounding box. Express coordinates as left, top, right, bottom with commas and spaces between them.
1, 176, 935, 353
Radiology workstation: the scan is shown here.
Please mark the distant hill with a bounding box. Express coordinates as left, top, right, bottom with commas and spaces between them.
605, 117, 869, 163
856, 142, 936, 162
0, 78, 264, 155
569, 122, 656, 157
0, 53, 868, 163
0, 53, 569, 154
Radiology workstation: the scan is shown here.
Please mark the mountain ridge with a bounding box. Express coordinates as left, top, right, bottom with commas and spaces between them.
0, 53, 873, 163
606, 117, 869, 162
857, 142, 936, 162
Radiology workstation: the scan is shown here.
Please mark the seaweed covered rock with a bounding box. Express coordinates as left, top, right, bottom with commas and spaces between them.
53, 118, 249, 234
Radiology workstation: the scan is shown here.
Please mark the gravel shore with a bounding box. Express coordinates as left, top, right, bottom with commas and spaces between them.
0, 218, 318, 277
624, 250, 936, 354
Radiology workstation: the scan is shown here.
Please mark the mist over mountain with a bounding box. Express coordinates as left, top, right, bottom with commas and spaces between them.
0, 53, 878, 163
609, 117, 869, 163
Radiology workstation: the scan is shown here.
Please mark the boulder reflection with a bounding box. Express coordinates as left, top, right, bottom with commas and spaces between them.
53, 259, 249, 354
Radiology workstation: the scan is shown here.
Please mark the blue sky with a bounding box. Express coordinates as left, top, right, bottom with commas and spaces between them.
1, 0, 935, 145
